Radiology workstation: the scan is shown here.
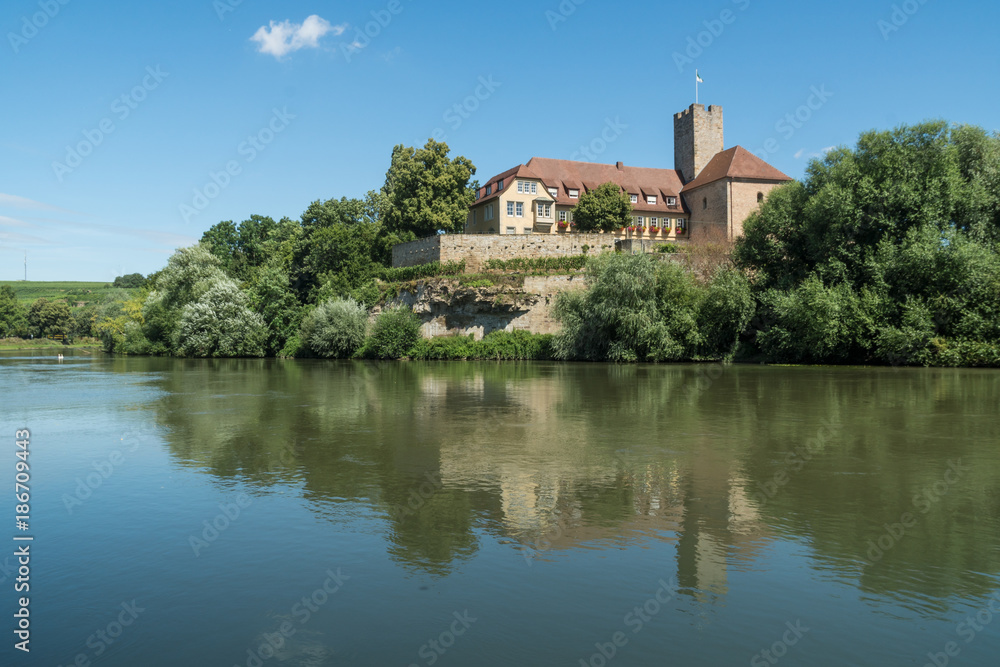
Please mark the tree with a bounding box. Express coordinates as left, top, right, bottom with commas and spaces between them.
572, 182, 634, 232
143, 244, 229, 348
382, 139, 476, 237
0, 286, 27, 338
26, 298, 73, 339
363, 306, 421, 359
173, 279, 267, 358
735, 121, 1000, 366
300, 298, 368, 358
113, 273, 146, 289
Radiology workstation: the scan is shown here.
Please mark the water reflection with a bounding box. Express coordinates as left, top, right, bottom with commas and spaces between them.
147, 359, 1000, 607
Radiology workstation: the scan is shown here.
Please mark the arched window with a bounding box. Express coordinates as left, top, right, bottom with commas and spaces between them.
757, 192, 764, 203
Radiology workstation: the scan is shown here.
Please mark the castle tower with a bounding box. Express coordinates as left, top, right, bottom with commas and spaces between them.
674, 104, 724, 184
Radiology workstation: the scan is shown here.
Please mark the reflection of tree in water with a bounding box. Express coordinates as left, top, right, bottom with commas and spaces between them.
148, 357, 1000, 600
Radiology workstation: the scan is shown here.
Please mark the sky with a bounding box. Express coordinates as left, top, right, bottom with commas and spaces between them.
1, 0, 998, 281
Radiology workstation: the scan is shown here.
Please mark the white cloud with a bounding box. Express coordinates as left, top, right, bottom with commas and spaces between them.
0, 193, 74, 213
251, 15, 345, 59
793, 149, 806, 160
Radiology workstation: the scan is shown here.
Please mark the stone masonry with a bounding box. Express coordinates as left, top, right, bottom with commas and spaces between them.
674, 104, 724, 185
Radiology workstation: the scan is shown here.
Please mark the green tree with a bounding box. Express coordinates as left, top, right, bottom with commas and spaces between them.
173, 279, 267, 358
735, 121, 1000, 366
143, 244, 229, 349
382, 139, 476, 237
363, 306, 421, 359
246, 265, 305, 356
112, 273, 146, 289
26, 298, 73, 339
572, 182, 634, 232
301, 298, 368, 358
0, 286, 27, 338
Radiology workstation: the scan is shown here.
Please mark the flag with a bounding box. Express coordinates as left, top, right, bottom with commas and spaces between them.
696, 71, 704, 83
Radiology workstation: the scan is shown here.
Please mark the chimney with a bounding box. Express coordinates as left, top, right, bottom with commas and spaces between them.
616, 161, 624, 170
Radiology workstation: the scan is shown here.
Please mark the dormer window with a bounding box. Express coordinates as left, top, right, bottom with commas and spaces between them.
667, 197, 677, 206
498, 180, 504, 190
548, 188, 558, 198
630, 194, 638, 204
569, 189, 579, 198
486, 185, 492, 196
647, 196, 657, 205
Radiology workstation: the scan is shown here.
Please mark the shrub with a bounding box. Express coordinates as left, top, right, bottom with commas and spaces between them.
173, 280, 267, 358
363, 306, 422, 359
300, 298, 368, 358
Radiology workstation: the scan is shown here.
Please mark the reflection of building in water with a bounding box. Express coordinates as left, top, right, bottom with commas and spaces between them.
427, 370, 771, 599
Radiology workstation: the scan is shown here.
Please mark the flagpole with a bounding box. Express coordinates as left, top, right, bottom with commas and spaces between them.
695, 71, 699, 104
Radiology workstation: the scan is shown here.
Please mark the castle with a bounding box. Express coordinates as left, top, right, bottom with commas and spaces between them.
463, 102, 792, 243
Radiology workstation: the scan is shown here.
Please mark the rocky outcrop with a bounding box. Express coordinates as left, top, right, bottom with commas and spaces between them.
380, 275, 587, 338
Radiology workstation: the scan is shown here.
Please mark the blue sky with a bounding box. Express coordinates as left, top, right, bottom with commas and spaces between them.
1, 0, 997, 281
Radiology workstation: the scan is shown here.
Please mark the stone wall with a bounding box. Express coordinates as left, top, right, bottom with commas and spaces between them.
392, 234, 617, 271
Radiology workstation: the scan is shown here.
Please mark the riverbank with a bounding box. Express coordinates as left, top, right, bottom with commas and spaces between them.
0, 337, 102, 351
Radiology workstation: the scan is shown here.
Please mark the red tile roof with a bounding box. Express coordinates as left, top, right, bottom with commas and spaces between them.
476, 158, 689, 215
681, 146, 792, 192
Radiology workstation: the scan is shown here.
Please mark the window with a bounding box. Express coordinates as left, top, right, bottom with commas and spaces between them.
559, 211, 568, 222
758, 192, 765, 203
498, 180, 504, 190
630, 194, 638, 204
647, 196, 657, 205
677, 218, 687, 233
485, 204, 495, 220
517, 182, 524, 193
537, 203, 551, 218
636, 216, 645, 226
702, 198, 708, 210
507, 202, 515, 217
569, 189, 579, 198
650, 217, 658, 226
548, 188, 558, 198
486, 185, 492, 196
515, 202, 524, 217
667, 196, 677, 206
524, 227, 532, 234
506, 226, 516, 235
531, 182, 538, 194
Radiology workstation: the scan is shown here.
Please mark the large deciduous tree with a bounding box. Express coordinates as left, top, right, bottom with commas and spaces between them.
0, 286, 27, 338
382, 140, 476, 237
572, 182, 633, 232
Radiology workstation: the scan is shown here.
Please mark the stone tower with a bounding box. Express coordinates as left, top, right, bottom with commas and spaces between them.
674, 104, 724, 184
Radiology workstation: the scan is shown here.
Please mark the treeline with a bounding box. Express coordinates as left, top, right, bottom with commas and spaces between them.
80, 121, 1000, 367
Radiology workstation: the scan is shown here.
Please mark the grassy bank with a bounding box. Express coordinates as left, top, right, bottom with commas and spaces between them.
0, 337, 102, 350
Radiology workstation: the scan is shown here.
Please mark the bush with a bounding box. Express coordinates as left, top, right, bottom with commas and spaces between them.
173, 280, 267, 358
698, 267, 755, 359
409, 331, 555, 361
362, 306, 422, 359
484, 256, 587, 273
376, 260, 466, 283
300, 298, 368, 358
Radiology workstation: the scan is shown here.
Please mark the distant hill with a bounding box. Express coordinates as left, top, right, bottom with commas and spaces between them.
0, 281, 114, 305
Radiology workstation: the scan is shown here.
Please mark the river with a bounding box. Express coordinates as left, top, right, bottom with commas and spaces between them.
1, 350, 998, 666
